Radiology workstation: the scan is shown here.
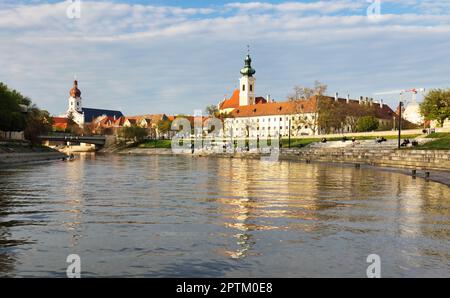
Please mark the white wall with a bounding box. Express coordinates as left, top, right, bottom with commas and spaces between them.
224, 113, 316, 138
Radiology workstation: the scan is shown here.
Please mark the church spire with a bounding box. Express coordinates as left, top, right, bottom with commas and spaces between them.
70, 79, 81, 98
240, 47, 256, 77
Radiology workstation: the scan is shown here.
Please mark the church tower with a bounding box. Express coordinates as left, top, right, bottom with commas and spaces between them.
65, 79, 85, 127
68, 80, 82, 113
239, 54, 256, 106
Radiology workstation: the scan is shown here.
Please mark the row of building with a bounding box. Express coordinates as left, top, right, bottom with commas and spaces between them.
52, 80, 178, 138
53, 53, 436, 139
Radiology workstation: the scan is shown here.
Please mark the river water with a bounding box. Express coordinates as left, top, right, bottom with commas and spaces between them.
0, 153, 449, 277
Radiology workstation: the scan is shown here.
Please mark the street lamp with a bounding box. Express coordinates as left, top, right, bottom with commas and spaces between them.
288, 118, 291, 148
398, 101, 403, 149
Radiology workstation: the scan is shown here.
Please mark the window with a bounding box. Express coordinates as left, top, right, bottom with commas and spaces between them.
242, 84, 245, 91
250, 84, 253, 92
280, 117, 282, 121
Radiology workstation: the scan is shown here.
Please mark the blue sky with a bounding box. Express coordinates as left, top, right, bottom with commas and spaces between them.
1, 0, 450, 116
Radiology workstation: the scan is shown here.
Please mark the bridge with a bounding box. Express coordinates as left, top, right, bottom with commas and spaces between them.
38, 134, 106, 145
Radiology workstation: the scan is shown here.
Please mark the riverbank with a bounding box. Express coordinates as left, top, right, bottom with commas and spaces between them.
0, 142, 65, 166
119, 147, 450, 186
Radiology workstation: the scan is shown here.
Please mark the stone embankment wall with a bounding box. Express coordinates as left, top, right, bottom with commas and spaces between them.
118, 146, 450, 171
0, 152, 65, 165
280, 148, 450, 171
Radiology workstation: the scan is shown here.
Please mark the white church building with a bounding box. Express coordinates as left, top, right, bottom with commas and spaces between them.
63, 80, 123, 127
217, 54, 396, 138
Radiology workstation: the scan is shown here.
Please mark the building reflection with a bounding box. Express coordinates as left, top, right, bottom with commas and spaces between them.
62, 154, 89, 248
213, 158, 328, 259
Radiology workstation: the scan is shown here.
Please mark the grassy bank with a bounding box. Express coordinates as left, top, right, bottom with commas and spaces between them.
417, 133, 450, 150
0, 141, 55, 153
138, 139, 172, 149
281, 134, 421, 148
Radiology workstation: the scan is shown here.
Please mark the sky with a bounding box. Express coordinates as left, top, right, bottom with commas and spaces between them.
1, 0, 450, 116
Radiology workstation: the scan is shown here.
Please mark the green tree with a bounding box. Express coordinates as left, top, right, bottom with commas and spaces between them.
357, 116, 379, 132
157, 119, 172, 136
420, 89, 450, 127
24, 106, 52, 144
0, 82, 28, 133
121, 126, 148, 142
65, 111, 82, 135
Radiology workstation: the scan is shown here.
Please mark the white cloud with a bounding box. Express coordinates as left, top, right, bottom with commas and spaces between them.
0, 1, 449, 115
225, 1, 364, 13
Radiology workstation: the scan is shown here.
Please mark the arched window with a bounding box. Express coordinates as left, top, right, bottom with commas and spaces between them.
242, 84, 245, 91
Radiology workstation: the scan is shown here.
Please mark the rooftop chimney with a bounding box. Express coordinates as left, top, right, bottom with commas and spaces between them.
346, 94, 350, 104
335, 92, 339, 102
380, 99, 383, 108
267, 94, 271, 103
359, 96, 363, 104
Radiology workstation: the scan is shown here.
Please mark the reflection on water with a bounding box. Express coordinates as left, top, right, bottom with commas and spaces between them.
0, 153, 449, 277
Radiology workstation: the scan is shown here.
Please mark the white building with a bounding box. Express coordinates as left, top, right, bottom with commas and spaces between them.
217, 54, 396, 138
402, 101, 423, 125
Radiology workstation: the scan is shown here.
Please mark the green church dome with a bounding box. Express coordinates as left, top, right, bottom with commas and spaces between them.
240, 54, 256, 77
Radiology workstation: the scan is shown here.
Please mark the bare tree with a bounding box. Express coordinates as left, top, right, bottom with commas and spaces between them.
289, 81, 328, 135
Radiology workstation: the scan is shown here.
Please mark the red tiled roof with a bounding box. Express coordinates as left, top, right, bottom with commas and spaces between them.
52, 117, 68, 130
219, 89, 240, 110
230, 96, 395, 120
231, 97, 317, 117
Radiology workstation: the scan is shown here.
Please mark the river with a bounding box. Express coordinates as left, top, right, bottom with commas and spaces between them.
0, 153, 449, 277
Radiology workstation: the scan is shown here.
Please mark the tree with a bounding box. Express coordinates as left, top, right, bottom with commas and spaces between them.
356, 116, 379, 132
316, 97, 349, 134
121, 126, 148, 142
288, 80, 327, 101
289, 81, 327, 135
157, 119, 172, 138
205, 105, 219, 117
420, 89, 450, 127
24, 106, 52, 144
0, 82, 28, 134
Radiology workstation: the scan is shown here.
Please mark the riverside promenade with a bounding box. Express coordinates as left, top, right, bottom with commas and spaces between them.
120, 146, 450, 186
